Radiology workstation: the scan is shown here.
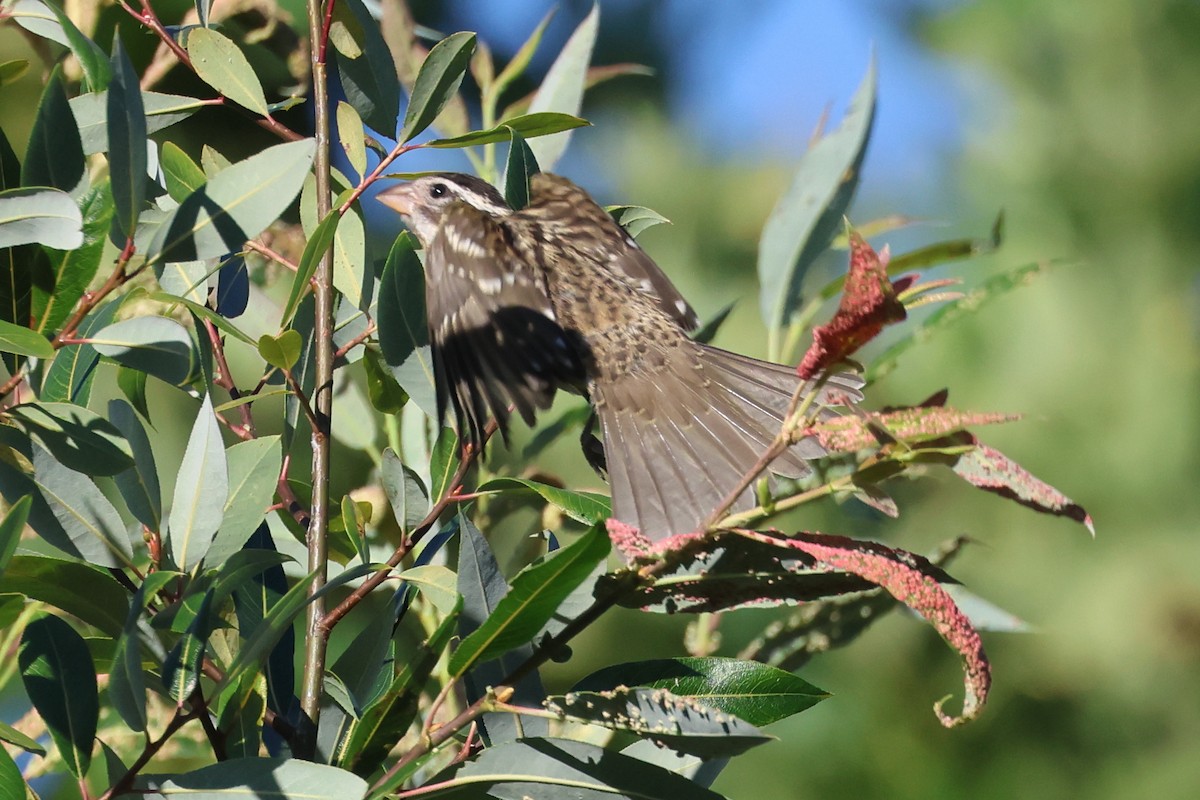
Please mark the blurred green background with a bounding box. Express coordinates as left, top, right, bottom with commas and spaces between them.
4, 0, 1198, 797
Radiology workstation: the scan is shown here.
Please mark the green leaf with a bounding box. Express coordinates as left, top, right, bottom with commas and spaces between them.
35, 180, 114, 335
18, 614, 98, 778
692, 300, 736, 345
186, 27, 270, 116
362, 346, 407, 413
163, 588, 215, 702
428, 426, 459, 501
108, 35, 147, 240
450, 525, 609, 676
340, 601, 459, 773
0, 718, 44, 755
608, 205, 671, 238
0, 744, 27, 800
337, 101, 367, 177
117, 364, 150, 418
206, 436, 282, 566
45, 2, 110, 91
41, 300, 117, 404
108, 571, 178, 731
526, 5, 600, 170
0, 555, 127, 635
156, 259, 210, 305
257, 330, 303, 371
476, 477, 611, 525
91, 316, 197, 386
161, 141, 207, 204
7, 1, 69, 46
22, 66, 86, 194
0, 496, 31, 581
147, 138, 316, 265
168, 394, 228, 571
0, 60, 30, 88
30, 443, 134, 569
574, 657, 828, 727
331, 204, 366, 309
757, 57, 876, 341
150, 289, 256, 346
0, 187, 83, 249
0, 319, 52, 358
427, 113, 590, 149
380, 447, 428, 533
429, 738, 724, 800
398, 32, 477, 143
547, 686, 771, 758
398, 564, 459, 616
491, 10, 555, 97
280, 209, 339, 327
377, 233, 436, 417
157, 757, 367, 800
331, 0, 401, 135
502, 127, 539, 210
6, 401, 133, 475
108, 399, 162, 530
70, 91, 203, 155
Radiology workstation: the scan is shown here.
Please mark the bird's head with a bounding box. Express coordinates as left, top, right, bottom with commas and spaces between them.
376, 173, 510, 245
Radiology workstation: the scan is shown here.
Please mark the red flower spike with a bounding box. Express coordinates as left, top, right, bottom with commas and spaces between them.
798, 231, 907, 379
734, 529, 991, 727
807, 405, 1019, 454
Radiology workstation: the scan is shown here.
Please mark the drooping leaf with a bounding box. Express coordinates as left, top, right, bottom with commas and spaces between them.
157, 259, 211, 305
0, 718, 44, 756
491, 10, 556, 98
6, 401, 134, 475
147, 139, 316, 265
161, 142, 207, 204
18, 614, 98, 777
7, 1, 69, 48
0, 555, 127, 635
427, 112, 589, 149
187, 27, 270, 116
30, 443, 134, 568
525, 5, 600, 169
476, 477, 610, 525
450, 525, 610, 676
0, 320, 53, 358
163, 588, 216, 702
107, 399, 161, 529
758, 58, 876, 341
427, 738, 724, 800
156, 757, 367, 800
0, 188, 83, 249
502, 127, 539, 210
377, 233, 436, 416
91, 316, 197, 386
0, 734, 33, 799
107, 35, 146, 240
70, 91, 203, 156
280, 209, 339, 327
362, 346, 407, 413
574, 657, 827, 727
546, 686, 771, 758
45, 2, 110, 91
167, 394, 228, 571
397, 32, 477, 143
216, 255, 249, 318
336, 101, 367, 178
380, 447, 428, 533
22, 66, 86, 194
0, 495, 31, 581
108, 571, 178, 731
428, 426, 460, 501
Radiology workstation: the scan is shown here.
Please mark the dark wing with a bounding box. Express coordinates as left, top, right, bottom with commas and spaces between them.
525, 173, 699, 331
426, 202, 584, 447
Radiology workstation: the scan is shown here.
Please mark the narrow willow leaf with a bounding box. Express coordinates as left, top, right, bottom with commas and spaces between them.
427, 112, 589, 148
280, 209, 339, 327
332, 0, 401, 135
757, 58, 876, 338
0, 495, 31, 580
108, 36, 147, 240
150, 290, 256, 346
163, 589, 215, 702
108, 399, 162, 529
35, 180, 113, 335
206, 436, 282, 566
91, 316, 196, 386
430, 738, 723, 800
526, 5, 600, 169
0, 555, 127, 636
0, 59, 30, 88
398, 32, 477, 143
108, 571, 177, 731
187, 27, 270, 116
608, 205, 670, 238
502, 127, 538, 210
337, 101, 367, 177
492, 9, 555, 96
7, 401, 134, 475
546, 687, 771, 758
476, 477, 610, 525
22, 66, 86, 194
161, 142, 207, 204
362, 346, 407, 413
398, 565, 458, 616
428, 426, 459, 501
31, 443, 134, 568
450, 525, 609, 676
147, 138, 316, 265
45, 2, 110, 91
156, 259, 209, 305
167, 394, 228, 571
158, 758, 367, 800
18, 614, 98, 778
70, 91, 203, 156
574, 657, 828, 727
377, 234, 436, 416
0, 319, 52, 358
380, 448, 428, 533
0, 188, 83, 249
6, 0, 69, 46
0, 722, 41, 762
332, 204, 366, 309
41, 300, 117, 404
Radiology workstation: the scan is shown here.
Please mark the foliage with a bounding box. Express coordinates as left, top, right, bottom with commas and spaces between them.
0, 2, 1088, 800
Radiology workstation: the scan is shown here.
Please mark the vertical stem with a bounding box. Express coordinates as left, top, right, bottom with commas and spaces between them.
297, 0, 336, 759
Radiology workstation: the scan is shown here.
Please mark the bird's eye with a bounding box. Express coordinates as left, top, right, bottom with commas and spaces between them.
430, 183, 447, 198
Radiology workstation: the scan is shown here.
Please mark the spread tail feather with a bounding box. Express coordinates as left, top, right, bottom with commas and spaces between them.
593, 343, 860, 542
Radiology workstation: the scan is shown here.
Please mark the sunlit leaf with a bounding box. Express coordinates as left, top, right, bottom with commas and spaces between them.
281, 209, 338, 328
0, 188, 82, 249
91, 316, 196, 386
7, 402, 133, 475
70, 91, 203, 156
398, 32, 477, 143
526, 5, 599, 169
187, 27, 270, 116
427, 112, 589, 149
0, 320, 52, 358
35, 180, 113, 335
477, 477, 610, 525
157, 757, 367, 800
377, 233, 436, 417
167, 394, 228, 571
30, 443, 134, 568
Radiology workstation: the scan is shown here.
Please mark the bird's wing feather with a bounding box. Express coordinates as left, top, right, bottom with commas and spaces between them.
425, 202, 582, 445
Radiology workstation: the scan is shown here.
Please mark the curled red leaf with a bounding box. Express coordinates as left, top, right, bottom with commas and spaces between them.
808, 404, 1019, 454
798, 231, 907, 379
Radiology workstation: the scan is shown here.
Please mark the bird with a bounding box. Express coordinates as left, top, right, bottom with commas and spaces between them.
376, 172, 860, 543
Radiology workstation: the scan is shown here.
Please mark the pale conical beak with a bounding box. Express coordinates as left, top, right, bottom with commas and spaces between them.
376, 183, 417, 216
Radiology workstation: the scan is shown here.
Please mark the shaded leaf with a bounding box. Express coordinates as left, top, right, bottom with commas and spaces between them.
19, 614, 97, 777
207, 437, 283, 566
163, 588, 216, 702
6, 401, 134, 475
427, 112, 589, 148
70, 91, 203, 156
0, 495, 31, 581
281, 209, 339, 327
607, 205, 670, 238
502, 127, 539, 210
398, 32, 477, 143
30, 443, 134, 568
257, 330, 303, 371
363, 346, 407, 413
187, 27, 270, 116
380, 447, 428, 532
332, 0, 401, 135
377, 233, 436, 416
161, 141, 207, 204
107, 36, 146, 240
45, 2, 109, 91
22, 67, 85, 194
41, 300, 118, 404
157, 757, 367, 800
0, 555, 126, 635
476, 477, 610, 525
109, 571, 178, 731
91, 315, 196, 386
0, 718, 44, 755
